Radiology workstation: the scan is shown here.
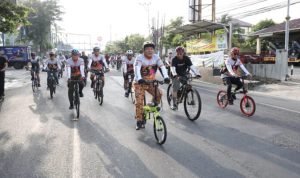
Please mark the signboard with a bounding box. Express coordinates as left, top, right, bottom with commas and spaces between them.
217, 33, 227, 50
186, 34, 228, 53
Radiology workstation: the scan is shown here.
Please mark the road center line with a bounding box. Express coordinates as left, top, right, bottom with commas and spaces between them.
72, 122, 81, 178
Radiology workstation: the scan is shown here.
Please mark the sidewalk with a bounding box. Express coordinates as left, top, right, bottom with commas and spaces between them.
198, 67, 300, 101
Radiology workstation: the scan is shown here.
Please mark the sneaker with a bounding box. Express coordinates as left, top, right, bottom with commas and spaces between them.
38, 84, 41, 87
171, 104, 178, 110
228, 99, 234, 105
69, 105, 74, 109
79, 92, 84, 97
136, 121, 142, 130
232, 93, 236, 100
125, 92, 129, 97
141, 119, 146, 128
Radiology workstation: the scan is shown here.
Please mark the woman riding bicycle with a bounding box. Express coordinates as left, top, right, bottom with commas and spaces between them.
170, 46, 201, 110
221, 47, 252, 105
134, 41, 170, 130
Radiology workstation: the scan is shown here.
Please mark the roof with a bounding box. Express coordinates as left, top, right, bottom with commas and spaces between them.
250, 18, 300, 37
230, 18, 252, 27
171, 20, 229, 36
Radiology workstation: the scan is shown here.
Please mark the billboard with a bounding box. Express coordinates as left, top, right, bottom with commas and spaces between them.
186, 34, 228, 53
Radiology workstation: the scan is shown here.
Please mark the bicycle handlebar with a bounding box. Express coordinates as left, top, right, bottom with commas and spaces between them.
144, 80, 165, 85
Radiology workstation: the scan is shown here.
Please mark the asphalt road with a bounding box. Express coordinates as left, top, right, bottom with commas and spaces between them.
0, 69, 299, 178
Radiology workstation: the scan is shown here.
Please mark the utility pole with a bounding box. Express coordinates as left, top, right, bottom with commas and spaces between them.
212, 0, 216, 22
285, 0, 290, 51
198, 0, 202, 21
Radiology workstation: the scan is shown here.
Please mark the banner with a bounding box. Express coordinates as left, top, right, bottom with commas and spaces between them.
190, 51, 224, 67
186, 34, 227, 53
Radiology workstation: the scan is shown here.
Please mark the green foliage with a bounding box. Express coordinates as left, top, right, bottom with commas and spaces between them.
163, 17, 185, 48
105, 34, 145, 54
252, 19, 276, 32
21, 0, 63, 53
0, 1, 30, 33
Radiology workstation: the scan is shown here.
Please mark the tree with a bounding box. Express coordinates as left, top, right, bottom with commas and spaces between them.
104, 34, 145, 54
0, 0, 30, 44
21, 0, 63, 53
252, 19, 275, 32
163, 17, 185, 49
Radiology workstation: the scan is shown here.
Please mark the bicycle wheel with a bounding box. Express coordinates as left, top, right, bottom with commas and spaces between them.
217, 90, 228, 108
32, 80, 37, 92
98, 87, 103, 105
166, 84, 173, 107
49, 80, 54, 99
240, 95, 256, 117
184, 88, 202, 121
75, 98, 80, 118
94, 82, 97, 99
153, 116, 167, 145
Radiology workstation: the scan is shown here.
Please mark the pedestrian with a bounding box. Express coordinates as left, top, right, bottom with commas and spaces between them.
0, 52, 8, 99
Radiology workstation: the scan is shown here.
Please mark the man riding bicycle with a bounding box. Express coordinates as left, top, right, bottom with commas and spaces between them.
66, 49, 85, 109
134, 41, 170, 130
221, 47, 252, 105
43, 51, 60, 88
88, 47, 109, 88
170, 46, 201, 110
27, 52, 41, 87
122, 50, 135, 97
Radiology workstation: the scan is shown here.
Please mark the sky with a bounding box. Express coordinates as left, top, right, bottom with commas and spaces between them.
56, 0, 300, 50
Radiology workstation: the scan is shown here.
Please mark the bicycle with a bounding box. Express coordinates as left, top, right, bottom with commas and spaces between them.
90, 69, 105, 105
58, 64, 64, 78
141, 80, 167, 145
126, 73, 135, 104
43, 69, 57, 99
26, 67, 39, 92
31, 69, 39, 92
70, 80, 81, 119
167, 73, 202, 121
217, 76, 256, 117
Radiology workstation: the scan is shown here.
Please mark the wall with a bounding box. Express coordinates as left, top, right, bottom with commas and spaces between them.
246, 50, 288, 81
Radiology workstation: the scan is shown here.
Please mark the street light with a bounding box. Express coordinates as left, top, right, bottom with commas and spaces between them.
139, 2, 151, 37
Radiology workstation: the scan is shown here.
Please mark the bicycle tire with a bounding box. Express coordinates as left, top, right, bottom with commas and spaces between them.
184, 88, 202, 121
49, 80, 54, 99
240, 95, 256, 117
153, 116, 167, 145
98, 87, 103, 105
217, 90, 228, 108
166, 84, 173, 107
32, 80, 37, 92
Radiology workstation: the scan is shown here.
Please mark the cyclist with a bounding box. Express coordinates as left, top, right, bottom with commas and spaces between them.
81, 51, 89, 80
221, 47, 252, 105
66, 49, 85, 109
122, 50, 135, 97
165, 51, 173, 76
134, 41, 170, 130
105, 53, 110, 67
0, 52, 8, 99
43, 51, 60, 88
170, 46, 201, 110
88, 47, 109, 88
57, 52, 66, 77
27, 52, 41, 87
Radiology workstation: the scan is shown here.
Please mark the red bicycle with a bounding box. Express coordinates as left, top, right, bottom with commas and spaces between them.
217, 76, 256, 117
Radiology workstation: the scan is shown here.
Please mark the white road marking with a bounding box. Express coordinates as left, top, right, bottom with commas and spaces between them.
72, 122, 81, 178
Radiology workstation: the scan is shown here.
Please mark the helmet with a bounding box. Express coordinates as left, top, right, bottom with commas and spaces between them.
126, 50, 133, 55
49, 51, 55, 56
71, 49, 80, 55
230, 47, 240, 55
143, 41, 155, 50
93, 47, 100, 52
175, 46, 185, 52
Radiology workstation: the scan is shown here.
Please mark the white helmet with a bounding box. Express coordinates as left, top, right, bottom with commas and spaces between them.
126, 50, 133, 55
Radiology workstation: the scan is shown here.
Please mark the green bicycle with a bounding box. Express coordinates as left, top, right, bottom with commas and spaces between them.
142, 80, 167, 145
